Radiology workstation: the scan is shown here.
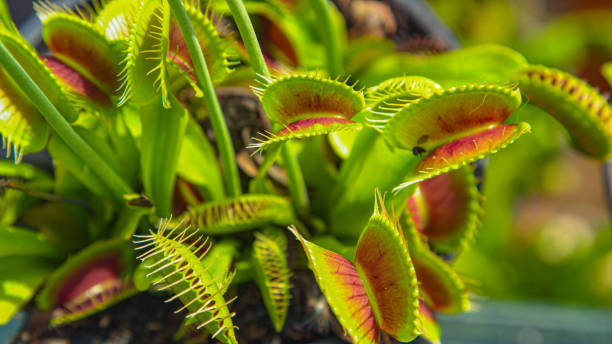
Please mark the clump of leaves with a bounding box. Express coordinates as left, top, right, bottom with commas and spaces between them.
0, 0, 610, 343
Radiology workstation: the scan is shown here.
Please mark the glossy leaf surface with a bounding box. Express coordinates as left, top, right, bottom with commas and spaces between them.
289, 226, 379, 344
179, 194, 295, 234
252, 228, 291, 332
354, 198, 420, 342
254, 73, 365, 125
516, 65, 612, 159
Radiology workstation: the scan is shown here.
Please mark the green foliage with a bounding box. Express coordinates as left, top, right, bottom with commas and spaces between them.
178, 194, 295, 234
0, 0, 608, 342
252, 228, 291, 332
134, 220, 238, 344
516, 65, 612, 159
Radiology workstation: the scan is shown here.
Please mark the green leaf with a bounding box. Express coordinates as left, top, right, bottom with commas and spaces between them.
48, 134, 111, 198
36, 8, 125, 97
252, 228, 291, 332
74, 123, 136, 188
178, 194, 295, 234
0, 256, 57, 324
0, 159, 51, 181
105, 111, 140, 188
140, 95, 188, 217
36, 239, 136, 325
0, 188, 37, 227
134, 221, 238, 344
329, 130, 418, 238
289, 226, 380, 344
343, 37, 396, 77
406, 166, 481, 253
353, 195, 420, 342
119, 0, 171, 107
520, 10, 612, 69
402, 217, 469, 315
254, 72, 365, 125
176, 116, 225, 201
111, 206, 147, 239
515, 65, 612, 160
358, 44, 527, 88
0, 225, 65, 259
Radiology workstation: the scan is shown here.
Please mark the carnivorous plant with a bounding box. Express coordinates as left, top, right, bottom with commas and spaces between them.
1, 0, 611, 343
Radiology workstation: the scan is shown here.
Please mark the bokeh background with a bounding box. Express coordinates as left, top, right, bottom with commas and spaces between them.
424, 1, 612, 342
424, 0, 612, 308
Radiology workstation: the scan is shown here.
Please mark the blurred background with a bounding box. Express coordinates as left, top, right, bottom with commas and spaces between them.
422, 0, 612, 343
423, 0, 612, 308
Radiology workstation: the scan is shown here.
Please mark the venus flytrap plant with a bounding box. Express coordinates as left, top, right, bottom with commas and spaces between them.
515, 65, 612, 160
1, 0, 612, 342
288, 193, 421, 344
134, 219, 238, 344
377, 82, 529, 189
405, 166, 482, 254
36, 239, 137, 326
252, 228, 292, 332
249, 72, 365, 152
401, 208, 470, 315
176, 193, 295, 234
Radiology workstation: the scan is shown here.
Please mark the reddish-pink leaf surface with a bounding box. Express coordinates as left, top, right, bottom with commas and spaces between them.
42, 18, 122, 95
289, 227, 379, 343
415, 123, 530, 173
56, 256, 120, 306
42, 56, 112, 107
277, 117, 356, 135
353, 200, 420, 342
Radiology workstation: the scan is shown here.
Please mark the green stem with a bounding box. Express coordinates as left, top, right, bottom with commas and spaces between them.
311, 0, 342, 77
0, 41, 132, 200
224, 0, 310, 215
281, 144, 309, 216
168, 0, 241, 197
224, 0, 268, 79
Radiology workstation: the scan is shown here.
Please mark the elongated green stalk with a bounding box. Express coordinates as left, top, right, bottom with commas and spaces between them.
0, 41, 132, 200
168, 0, 241, 197
311, 0, 342, 77
224, 0, 310, 215
281, 142, 309, 216
223, 0, 268, 80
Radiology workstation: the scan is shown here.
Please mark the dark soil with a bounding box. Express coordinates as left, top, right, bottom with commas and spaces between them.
16, 292, 183, 344
15, 272, 351, 344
